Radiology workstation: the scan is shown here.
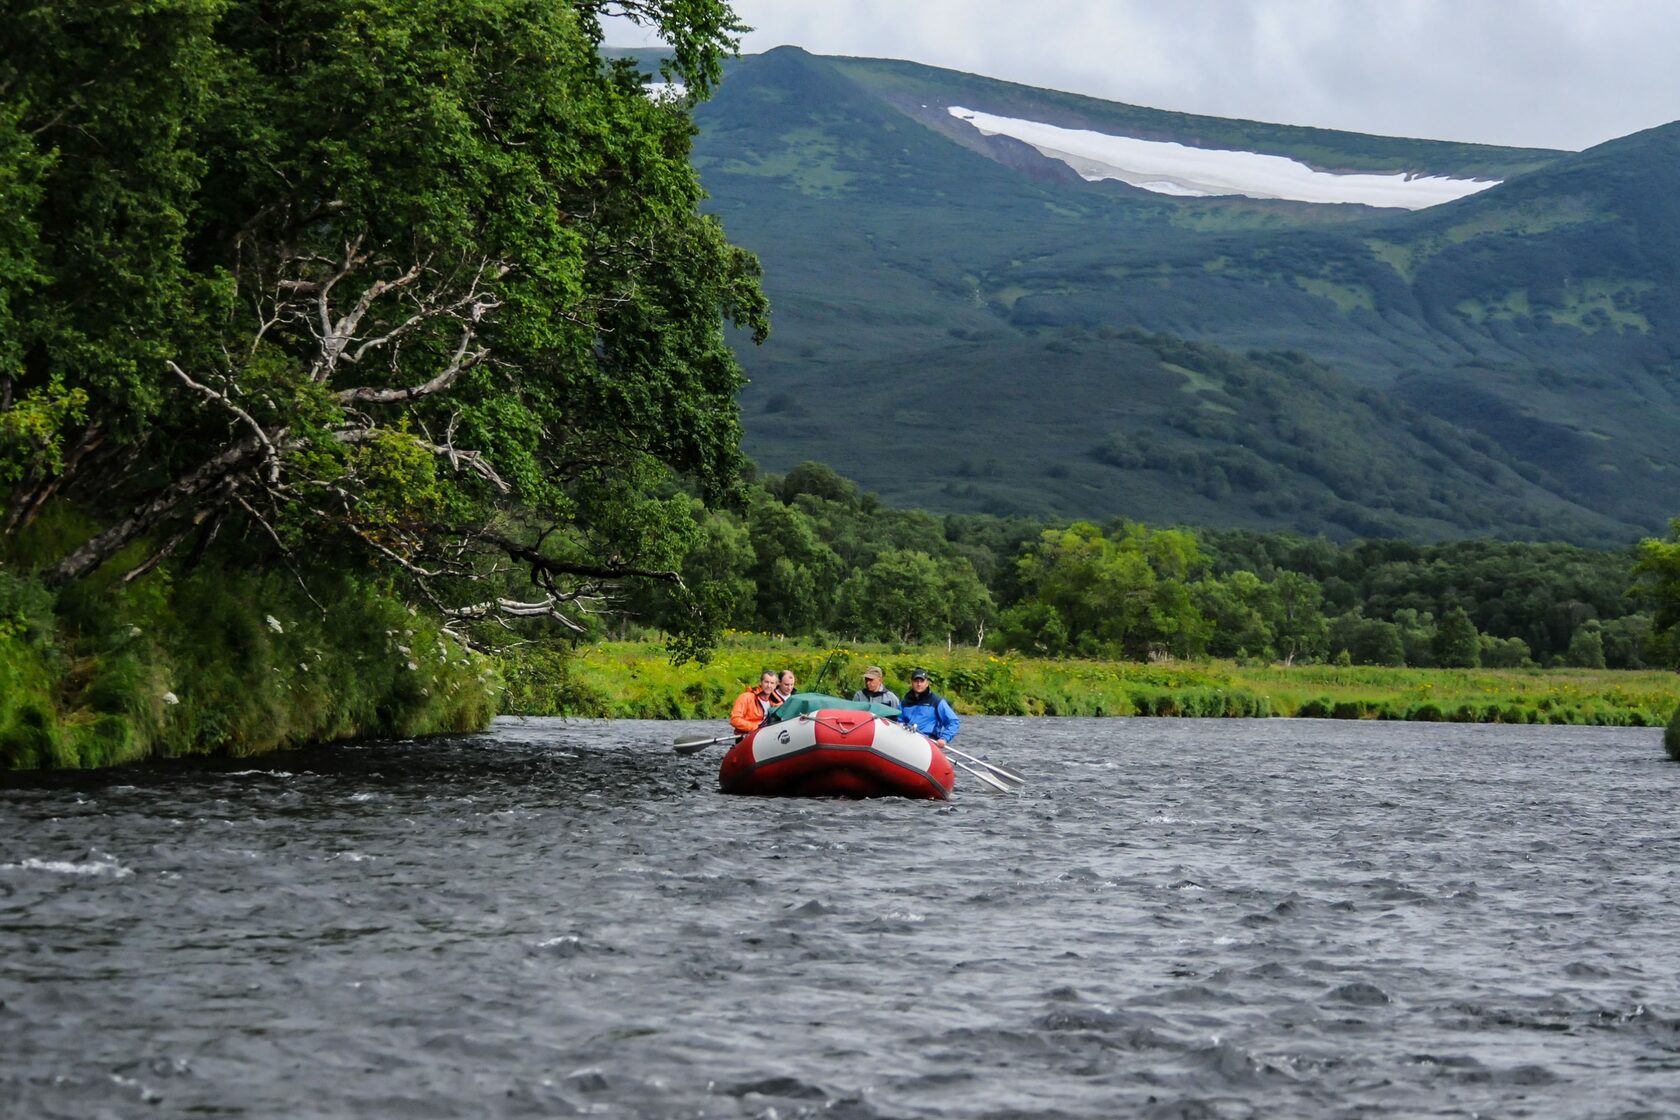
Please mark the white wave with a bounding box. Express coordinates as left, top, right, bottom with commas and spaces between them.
223, 769, 296, 778
3, 856, 134, 879
948, 106, 1499, 209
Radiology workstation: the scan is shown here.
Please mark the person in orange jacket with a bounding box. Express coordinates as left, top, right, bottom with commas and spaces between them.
729, 670, 780, 735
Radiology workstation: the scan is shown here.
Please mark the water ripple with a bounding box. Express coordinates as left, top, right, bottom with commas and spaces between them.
1, 716, 1677, 1117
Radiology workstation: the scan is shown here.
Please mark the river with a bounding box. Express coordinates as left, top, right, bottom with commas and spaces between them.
3, 717, 1678, 1118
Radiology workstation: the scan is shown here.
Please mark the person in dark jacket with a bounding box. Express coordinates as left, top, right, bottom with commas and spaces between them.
851, 665, 900, 709
898, 668, 959, 745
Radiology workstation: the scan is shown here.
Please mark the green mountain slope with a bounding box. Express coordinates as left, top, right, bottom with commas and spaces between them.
675, 47, 1680, 541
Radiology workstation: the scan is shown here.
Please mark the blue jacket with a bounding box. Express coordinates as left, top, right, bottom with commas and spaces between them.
899, 689, 959, 742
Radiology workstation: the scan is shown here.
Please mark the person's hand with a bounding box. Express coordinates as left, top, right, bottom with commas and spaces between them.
930, 737, 946, 747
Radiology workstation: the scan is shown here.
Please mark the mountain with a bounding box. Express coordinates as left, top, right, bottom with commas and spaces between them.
660, 47, 1680, 542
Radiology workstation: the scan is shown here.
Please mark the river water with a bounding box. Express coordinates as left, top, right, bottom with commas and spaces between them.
3, 717, 1678, 1118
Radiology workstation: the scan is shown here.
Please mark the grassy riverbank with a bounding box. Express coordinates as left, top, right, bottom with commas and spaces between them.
503, 637, 1680, 729
0, 564, 497, 769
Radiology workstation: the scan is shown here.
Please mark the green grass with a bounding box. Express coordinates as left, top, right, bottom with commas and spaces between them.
0, 563, 498, 770
509, 636, 1680, 729
1294, 276, 1375, 314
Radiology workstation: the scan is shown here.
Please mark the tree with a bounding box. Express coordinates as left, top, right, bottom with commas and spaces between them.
1433, 606, 1482, 669
1634, 518, 1680, 668
834, 550, 945, 644
1478, 634, 1533, 669
1600, 615, 1650, 670
1268, 571, 1328, 664
1565, 620, 1606, 669
936, 556, 995, 648
1328, 611, 1405, 666
1195, 572, 1275, 660
1011, 521, 1210, 659
743, 493, 841, 634
2, 1, 765, 658
1393, 608, 1437, 668
1016, 522, 1156, 657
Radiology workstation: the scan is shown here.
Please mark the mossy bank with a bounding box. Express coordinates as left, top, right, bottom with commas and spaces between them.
505, 637, 1680, 729
0, 566, 497, 770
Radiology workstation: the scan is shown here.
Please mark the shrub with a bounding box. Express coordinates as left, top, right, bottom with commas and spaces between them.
1407, 702, 1445, 722
1666, 704, 1680, 761
1297, 697, 1333, 718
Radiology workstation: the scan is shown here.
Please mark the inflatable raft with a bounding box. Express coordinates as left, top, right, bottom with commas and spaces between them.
720, 705, 954, 800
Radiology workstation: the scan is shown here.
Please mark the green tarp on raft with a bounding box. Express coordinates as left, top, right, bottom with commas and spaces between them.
763, 692, 901, 725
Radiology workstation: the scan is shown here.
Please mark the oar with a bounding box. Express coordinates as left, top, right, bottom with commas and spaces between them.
672, 732, 739, 756
810, 648, 842, 693
940, 743, 1025, 786
950, 758, 1014, 794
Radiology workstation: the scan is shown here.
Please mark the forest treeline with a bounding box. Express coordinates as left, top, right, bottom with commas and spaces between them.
624, 461, 1680, 672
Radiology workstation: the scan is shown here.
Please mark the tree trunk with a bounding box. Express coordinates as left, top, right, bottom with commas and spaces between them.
42, 439, 259, 585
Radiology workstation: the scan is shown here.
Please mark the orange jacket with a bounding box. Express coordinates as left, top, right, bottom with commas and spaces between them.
729, 688, 770, 734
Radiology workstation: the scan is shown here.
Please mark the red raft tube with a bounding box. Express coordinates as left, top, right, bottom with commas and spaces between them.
720, 709, 955, 800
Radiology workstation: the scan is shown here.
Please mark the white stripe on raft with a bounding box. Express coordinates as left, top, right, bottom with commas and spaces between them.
747, 715, 934, 772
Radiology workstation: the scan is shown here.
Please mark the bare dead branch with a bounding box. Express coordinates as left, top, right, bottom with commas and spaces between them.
168, 361, 284, 484
330, 427, 511, 494
336, 326, 487, 405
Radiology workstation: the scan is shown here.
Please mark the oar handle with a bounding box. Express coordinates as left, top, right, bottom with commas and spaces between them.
673, 733, 741, 755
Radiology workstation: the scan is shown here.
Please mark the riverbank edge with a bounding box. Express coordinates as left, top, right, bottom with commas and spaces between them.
503, 639, 1680, 731
0, 566, 498, 770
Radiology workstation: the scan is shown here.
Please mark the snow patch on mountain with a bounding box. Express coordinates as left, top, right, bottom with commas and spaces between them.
948, 107, 1498, 209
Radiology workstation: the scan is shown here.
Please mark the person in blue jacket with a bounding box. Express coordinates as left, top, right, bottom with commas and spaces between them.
899, 668, 959, 746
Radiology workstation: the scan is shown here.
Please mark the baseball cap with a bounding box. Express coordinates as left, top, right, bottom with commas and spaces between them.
910, 668, 929, 680
863, 665, 883, 678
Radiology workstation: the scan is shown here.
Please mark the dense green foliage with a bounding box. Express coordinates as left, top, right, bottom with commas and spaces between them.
1, 0, 763, 660
1634, 519, 1680, 662
615, 461, 1669, 672
1636, 519, 1680, 758
674, 46, 1680, 537
0, 562, 492, 768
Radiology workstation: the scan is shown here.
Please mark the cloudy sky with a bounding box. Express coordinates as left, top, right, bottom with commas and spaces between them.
605, 0, 1680, 151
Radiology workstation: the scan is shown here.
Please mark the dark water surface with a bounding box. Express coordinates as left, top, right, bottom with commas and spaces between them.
4, 718, 1679, 1118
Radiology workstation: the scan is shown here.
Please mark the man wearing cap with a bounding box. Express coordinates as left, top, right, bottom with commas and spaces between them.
851, 666, 900, 709
898, 668, 959, 747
